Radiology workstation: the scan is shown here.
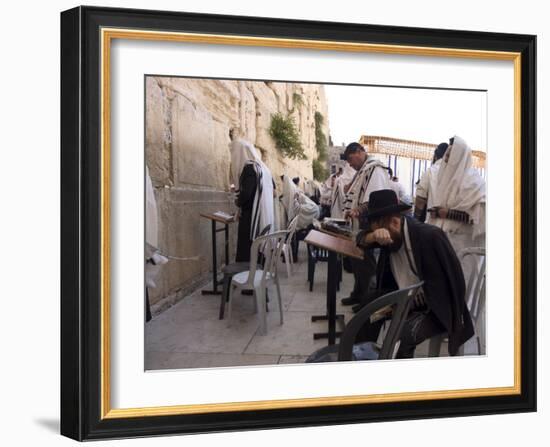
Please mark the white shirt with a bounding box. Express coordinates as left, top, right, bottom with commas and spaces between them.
389, 179, 411, 203
415, 167, 432, 200
389, 220, 420, 289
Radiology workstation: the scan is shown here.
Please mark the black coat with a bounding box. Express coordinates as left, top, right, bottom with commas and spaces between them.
235, 164, 257, 262
361, 216, 474, 355
235, 164, 276, 262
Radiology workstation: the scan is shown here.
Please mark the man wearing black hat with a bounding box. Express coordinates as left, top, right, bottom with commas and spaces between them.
339, 142, 390, 310
357, 189, 474, 357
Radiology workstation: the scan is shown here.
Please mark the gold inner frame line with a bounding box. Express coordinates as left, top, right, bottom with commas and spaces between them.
100, 27, 522, 420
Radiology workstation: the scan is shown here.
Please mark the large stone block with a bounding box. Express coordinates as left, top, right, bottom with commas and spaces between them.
156, 77, 241, 129
145, 77, 172, 186
149, 187, 237, 304
170, 93, 231, 190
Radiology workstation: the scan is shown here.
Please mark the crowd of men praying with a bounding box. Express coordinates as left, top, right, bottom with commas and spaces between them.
228, 133, 485, 358
145, 134, 486, 358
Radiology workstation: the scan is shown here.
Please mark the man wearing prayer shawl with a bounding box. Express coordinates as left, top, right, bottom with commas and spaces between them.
330, 164, 355, 219
230, 139, 274, 262
280, 175, 319, 230
342, 142, 390, 228
339, 143, 390, 311
280, 175, 320, 261
145, 165, 168, 321
414, 142, 448, 223
414, 136, 485, 299
319, 173, 337, 219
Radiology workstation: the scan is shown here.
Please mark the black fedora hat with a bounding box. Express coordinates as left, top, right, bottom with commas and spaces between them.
365, 189, 411, 220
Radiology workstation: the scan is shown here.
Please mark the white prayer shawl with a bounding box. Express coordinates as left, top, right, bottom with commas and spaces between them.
304, 180, 315, 197
145, 165, 168, 288
319, 178, 333, 206
145, 165, 158, 248
230, 139, 274, 238
344, 156, 386, 212
330, 165, 355, 219
431, 135, 486, 240
281, 175, 319, 229
281, 175, 299, 223
390, 179, 412, 204
295, 191, 320, 229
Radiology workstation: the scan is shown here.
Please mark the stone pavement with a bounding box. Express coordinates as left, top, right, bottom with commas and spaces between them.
145, 244, 483, 370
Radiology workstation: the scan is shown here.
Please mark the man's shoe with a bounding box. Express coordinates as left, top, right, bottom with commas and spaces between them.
341, 296, 360, 306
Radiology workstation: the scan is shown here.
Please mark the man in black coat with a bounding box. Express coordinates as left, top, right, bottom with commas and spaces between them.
235, 163, 259, 262
357, 189, 474, 358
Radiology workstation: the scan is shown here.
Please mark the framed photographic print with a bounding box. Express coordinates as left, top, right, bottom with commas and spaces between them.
60, 5, 536, 441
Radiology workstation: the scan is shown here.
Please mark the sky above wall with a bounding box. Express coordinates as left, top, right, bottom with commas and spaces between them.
325, 84, 487, 152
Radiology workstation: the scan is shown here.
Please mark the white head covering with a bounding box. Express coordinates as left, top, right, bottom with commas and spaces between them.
230, 139, 264, 186
229, 139, 274, 237
432, 135, 486, 238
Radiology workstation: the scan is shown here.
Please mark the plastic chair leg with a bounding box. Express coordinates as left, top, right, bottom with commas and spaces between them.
284, 246, 292, 278
275, 278, 284, 325
255, 288, 268, 335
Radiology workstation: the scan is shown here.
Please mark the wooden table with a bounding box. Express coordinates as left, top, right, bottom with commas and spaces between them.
305, 230, 364, 345
200, 212, 235, 295
318, 226, 354, 241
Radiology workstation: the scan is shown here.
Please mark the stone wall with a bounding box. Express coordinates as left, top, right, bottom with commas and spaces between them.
145, 77, 330, 308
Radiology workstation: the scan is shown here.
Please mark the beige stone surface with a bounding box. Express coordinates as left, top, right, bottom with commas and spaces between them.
145, 77, 330, 305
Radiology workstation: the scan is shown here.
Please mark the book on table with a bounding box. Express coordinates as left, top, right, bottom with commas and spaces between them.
212, 211, 234, 221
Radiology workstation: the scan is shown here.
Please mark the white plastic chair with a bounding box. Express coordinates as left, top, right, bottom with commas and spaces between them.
281, 216, 299, 277
428, 247, 486, 356
226, 230, 288, 335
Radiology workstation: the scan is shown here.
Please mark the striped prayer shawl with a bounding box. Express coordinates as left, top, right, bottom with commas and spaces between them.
343, 157, 386, 212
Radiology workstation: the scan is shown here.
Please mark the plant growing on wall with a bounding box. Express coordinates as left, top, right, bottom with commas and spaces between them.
292, 92, 304, 108
269, 113, 307, 160
312, 159, 328, 182
313, 111, 329, 181
314, 111, 328, 162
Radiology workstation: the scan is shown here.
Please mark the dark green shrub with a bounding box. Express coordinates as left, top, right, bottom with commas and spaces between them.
312, 159, 329, 182
269, 113, 306, 160
314, 111, 328, 161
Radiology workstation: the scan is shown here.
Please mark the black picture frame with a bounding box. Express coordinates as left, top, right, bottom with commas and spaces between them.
61, 5, 536, 441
